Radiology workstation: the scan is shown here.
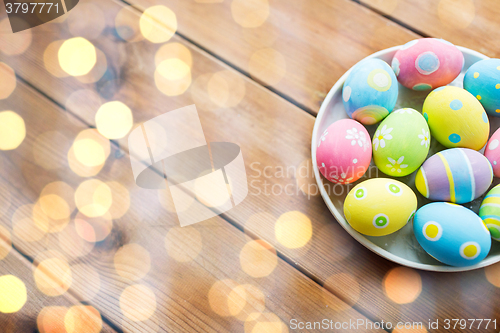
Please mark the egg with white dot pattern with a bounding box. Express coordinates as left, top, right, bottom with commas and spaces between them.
415, 148, 493, 204
414, 202, 491, 267
463, 58, 500, 116
479, 184, 500, 242
342, 58, 398, 125
316, 119, 372, 184
392, 38, 464, 91
422, 86, 489, 150
344, 178, 416, 236
372, 108, 430, 177
485, 128, 500, 177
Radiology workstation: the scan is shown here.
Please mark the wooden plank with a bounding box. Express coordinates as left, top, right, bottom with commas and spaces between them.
0, 229, 117, 332
0, 80, 381, 331
360, 0, 500, 57
1, 0, 499, 329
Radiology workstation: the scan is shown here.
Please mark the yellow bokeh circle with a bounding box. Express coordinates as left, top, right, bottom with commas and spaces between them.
0, 275, 27, 313
58, 37, 97, 76
0, 111, 25, 150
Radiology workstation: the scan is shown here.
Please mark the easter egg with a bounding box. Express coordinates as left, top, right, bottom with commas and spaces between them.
463, 58, 500, 116
413, 202, 491, 267
372, 108, 430, 177
316, 119, 372, 184
422, 86, 489, 150
344, 178, 417, 236
479, 184, 500, 242
484, 128, 500, 177
415, 148, 493, 204
342, 58, 398, 125
392, 38, 464, 91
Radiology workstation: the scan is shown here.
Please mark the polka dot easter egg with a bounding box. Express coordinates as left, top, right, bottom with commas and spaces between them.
413, 202, 491, 267
316, 119, 372, 184
463, 58, 500, 116
422, 86, 489, 150
479, 184, 500, 242
344, 178, 417, 236
372, 108, 430, 177
415, 148, 493, 204
342, 58, 398, 125
392, 38, 464, 91
485, 128, 500, 177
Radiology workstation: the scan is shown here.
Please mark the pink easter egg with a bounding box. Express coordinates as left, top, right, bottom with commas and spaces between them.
316, 119, 372, 184
391, 38, 464, 91
485, 128, 500, 177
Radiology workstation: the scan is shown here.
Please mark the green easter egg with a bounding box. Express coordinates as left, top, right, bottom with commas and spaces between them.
373, 108, 430, 177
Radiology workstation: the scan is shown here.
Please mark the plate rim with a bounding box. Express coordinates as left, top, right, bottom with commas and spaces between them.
311, 44, 498, 272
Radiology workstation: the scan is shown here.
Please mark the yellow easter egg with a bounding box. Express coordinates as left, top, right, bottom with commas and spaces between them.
344, 178, 417, 236
422, 86, 489, 150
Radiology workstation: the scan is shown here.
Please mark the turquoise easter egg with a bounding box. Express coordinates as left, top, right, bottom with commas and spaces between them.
413, 202, 491, 267
372, 108, 430, 177
464, 59, 500, 116
342, 59, 398, 125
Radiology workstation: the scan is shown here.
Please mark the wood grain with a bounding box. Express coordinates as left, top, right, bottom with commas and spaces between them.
1, 0, 499, 330
360, 0, 500, 57
0, 79, 382, 331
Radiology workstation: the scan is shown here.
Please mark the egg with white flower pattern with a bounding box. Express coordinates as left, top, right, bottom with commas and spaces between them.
316, 119, 372, 184
342, 58, 398, 125
414, 202, 491, 267
415, 148, 493, 204
372, 108, 430, 177
344, 178, 417, 236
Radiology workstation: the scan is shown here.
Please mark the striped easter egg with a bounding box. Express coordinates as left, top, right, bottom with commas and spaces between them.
415, 148, 493, 204
479, 185, 500, 242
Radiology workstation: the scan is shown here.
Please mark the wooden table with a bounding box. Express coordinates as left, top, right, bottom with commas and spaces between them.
0, 0, 499, 332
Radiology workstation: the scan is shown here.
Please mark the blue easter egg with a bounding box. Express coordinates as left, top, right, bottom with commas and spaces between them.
413, 202, 491, 267
463, 58, 500, 116
342, 59, 398, 125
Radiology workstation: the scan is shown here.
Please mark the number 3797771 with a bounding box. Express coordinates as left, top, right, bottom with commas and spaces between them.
5, 2, 60, 14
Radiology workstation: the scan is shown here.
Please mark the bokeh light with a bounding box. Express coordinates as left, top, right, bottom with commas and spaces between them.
383, 267, 422, 304
275, 211, 312, 249
485, 263, 500, 287
33, 131, 71, 170
155, 43, 193, 68
44, 40, 70, 78
0, 63, 16, 100
231, 0, 270, 28
240, 240, 277, 278
165, 226, 203, 262
140, 6, 177, 43
38, 306, 68, 333
207, 70, 246, 108
75, 179, 113, 218
208, 279, 246, 317
114, 243, 151, 281
120, 284, 157, 321
75, 48, 107, 84
58, 37, 97, 76
0, 111, 26, 150
69, 129, 110, 177
65, 257, 101, 288
106, 181, 131, 219
65, 305, 102, 333
248, 48, 286, 86
244, 312, 288, 333
155, 58, 192, 96
33, 198, 70, 234
95, 101, 134, 139
322, 273, 360, 311
74, 211, 113, 243
34, 257, 72, 296
0, 18, 32, 55
39, 181, 75, 221
115, 6, 145, 42
0, 225, 12, 260
67, 3, 105, 40
230, 284, 266, 321
12, 204, 46, 243
437, 0, 475, 30
0, 275, 27, 313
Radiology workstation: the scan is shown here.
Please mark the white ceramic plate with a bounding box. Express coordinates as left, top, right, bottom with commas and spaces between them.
312, 45, 500, 272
